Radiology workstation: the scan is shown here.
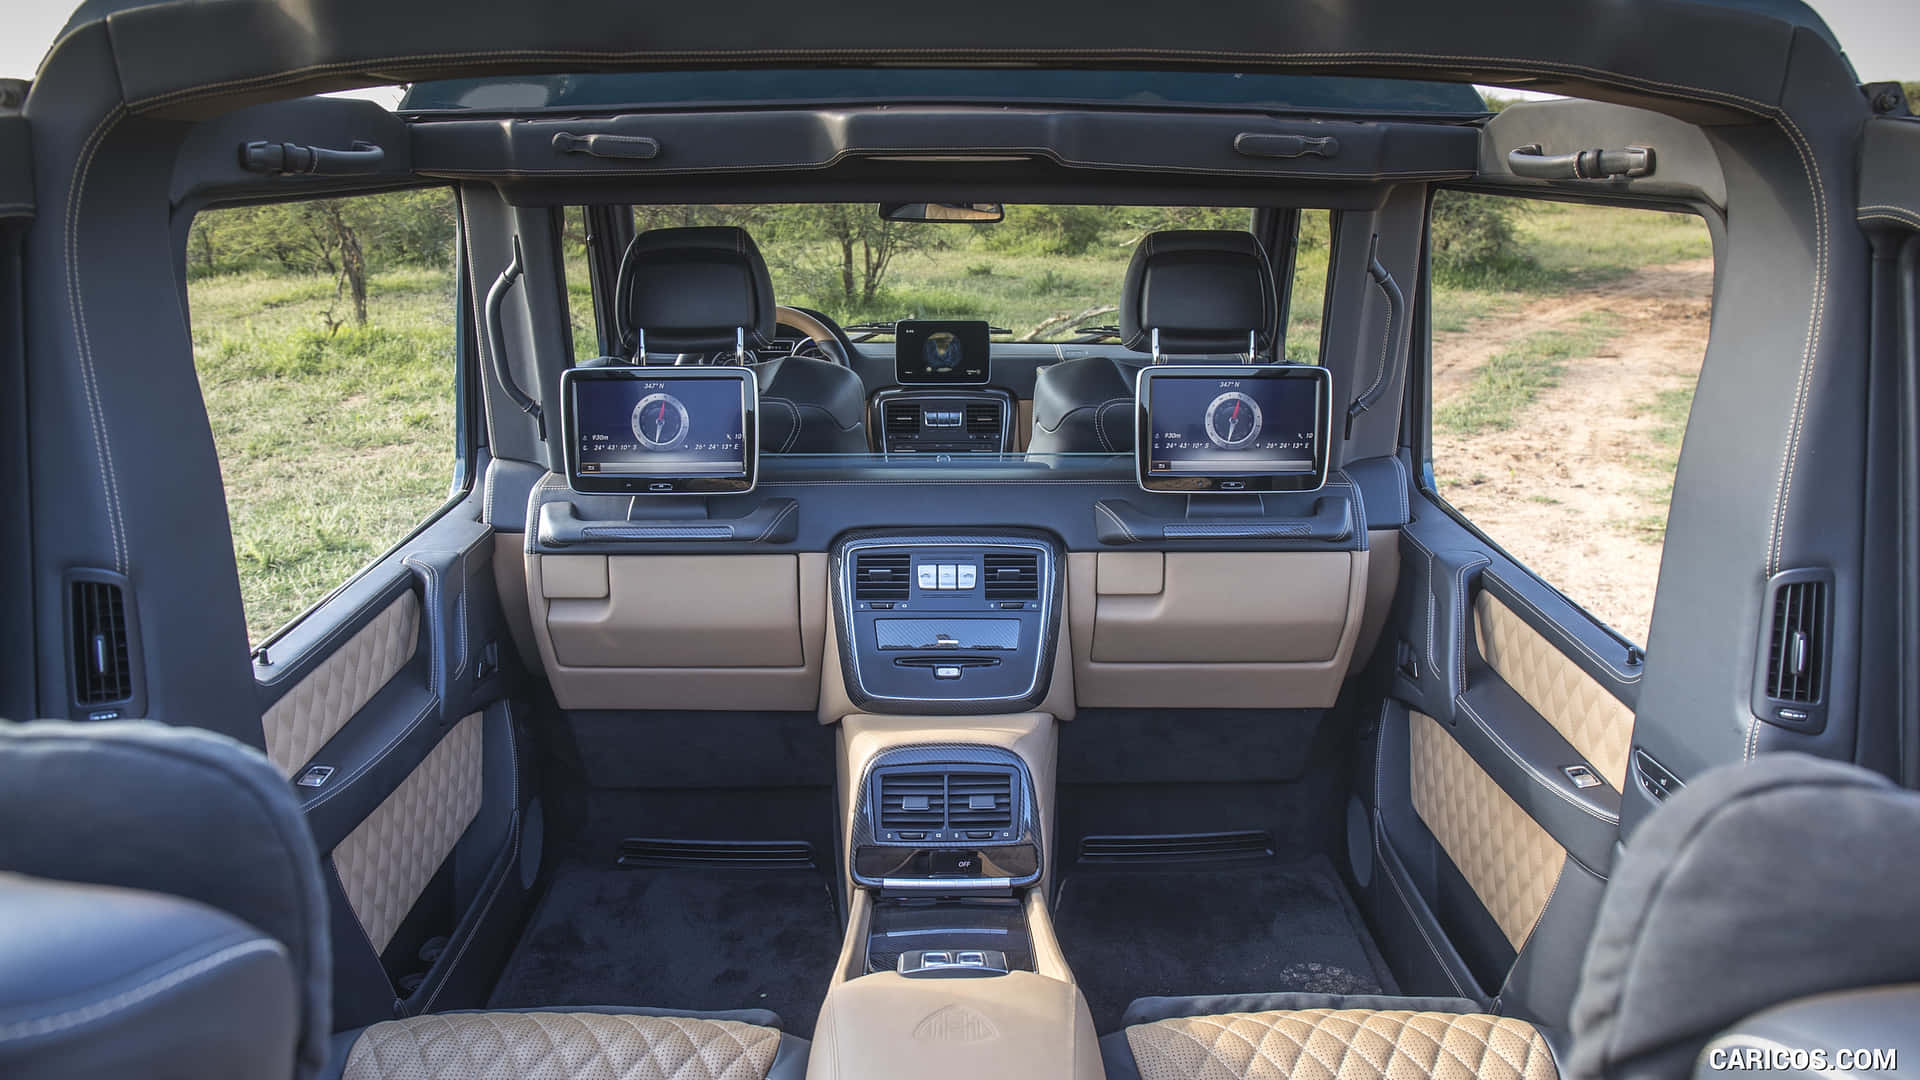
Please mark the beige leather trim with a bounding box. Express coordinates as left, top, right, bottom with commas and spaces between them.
540, 553, 610, 598
1014, 398, 1034, 451
345, 1011, 783, 1080
491, 534, 539, 673
830, 887, 876, 987
808, 971, 1102, 1080
1474, 592, 1634, 792
333, 712, 483, 954
545, 554, 803, 668
1067, 551, 1367, 709
1351, 531, 1400, 675
816, 602, 1076, 723
835, 712, 1059, 898
1124, 1008, 1556, 1080
1410, 711, 1566, 951
262, 590, 418, 777
528, 552, 827, 711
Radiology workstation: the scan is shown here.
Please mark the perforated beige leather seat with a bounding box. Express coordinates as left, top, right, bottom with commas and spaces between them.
1120, 1006, 1555, 1080
1102, 756, 1920, 1080
333, 1009, 804, 1080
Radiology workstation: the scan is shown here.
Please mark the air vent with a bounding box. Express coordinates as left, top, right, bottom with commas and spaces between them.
965, 403, 1002, 435
1764, 578, 1827, 702
1079, 830, 1275, 864
854, 551, 911, 602
884, 402, 920, 433
877, 771, 947, 831
982, 552, 1040, 601
1753, 569, 1831, 733
945, 772, 1014, 829
69, 575, 134, 707
617, 838, 815, 870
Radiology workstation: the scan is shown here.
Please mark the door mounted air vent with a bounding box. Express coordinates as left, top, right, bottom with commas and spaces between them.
854, 551, 911, 603
66, 569, 145, 720
1752, 568, 1831, 734
982, 552, 1040, 601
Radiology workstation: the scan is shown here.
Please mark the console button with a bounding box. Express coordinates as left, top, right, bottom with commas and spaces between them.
934, 666, 962, 680
937, 564, 958, 589
956, 565, 977, 589
916, 564, 938, 590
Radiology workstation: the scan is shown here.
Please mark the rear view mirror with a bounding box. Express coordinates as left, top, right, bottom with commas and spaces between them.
879, 202, 1005, 223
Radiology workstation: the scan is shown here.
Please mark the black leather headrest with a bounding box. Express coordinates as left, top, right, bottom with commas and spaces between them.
1120, 230, 1278, 357
621, 226, 776, 356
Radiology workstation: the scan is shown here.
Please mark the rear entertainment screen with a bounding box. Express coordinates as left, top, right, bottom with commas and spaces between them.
895, 319, 991, 384
1135, 365, 1331, 493
561, 367, 757, 494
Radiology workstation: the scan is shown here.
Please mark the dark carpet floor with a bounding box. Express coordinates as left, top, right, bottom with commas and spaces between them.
1054, 855, 1398, 1032
486, 865, 843, 1037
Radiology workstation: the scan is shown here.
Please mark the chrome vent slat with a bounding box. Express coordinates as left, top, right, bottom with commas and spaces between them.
853, 551, 912, 602
981, 552, 1040, 601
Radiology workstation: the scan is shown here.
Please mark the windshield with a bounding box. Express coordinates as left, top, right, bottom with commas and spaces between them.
629, 204, 1254, 343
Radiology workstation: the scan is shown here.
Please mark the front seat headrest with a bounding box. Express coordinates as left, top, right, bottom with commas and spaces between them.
1120, 229, 1278, 358
620, 226, 776, 356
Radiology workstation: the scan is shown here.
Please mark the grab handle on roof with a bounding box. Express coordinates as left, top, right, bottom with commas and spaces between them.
1507, 143, 1654, 180
239, 140, 385, 176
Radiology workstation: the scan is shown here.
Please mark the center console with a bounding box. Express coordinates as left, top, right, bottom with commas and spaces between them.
832, 532, 1062, 713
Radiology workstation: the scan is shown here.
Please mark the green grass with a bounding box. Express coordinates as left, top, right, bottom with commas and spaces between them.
1620, 384, 1696, 543
1435, 313, 1616, 434
1434, 200, 1712, 296
191, 266, 459, 643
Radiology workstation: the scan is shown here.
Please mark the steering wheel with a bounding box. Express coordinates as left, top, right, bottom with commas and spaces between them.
774, 305, 850, 366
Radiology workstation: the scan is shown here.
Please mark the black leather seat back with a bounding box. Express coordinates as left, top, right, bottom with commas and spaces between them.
1029, 229, 1277, 454
618, 226, 776, 357
0, 721, 331, 1079
1119, 229, 1279, 357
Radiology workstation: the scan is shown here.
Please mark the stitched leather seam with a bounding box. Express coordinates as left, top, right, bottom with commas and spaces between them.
65, 105, 131, 572
1481, 570, 1640, 685
327, 858, 397, 1003
1455, 695, 1618, 825
0, 939, 285, 1043
300, 695, 439, 815
1096, 500, 1142, 543
1374, 808, 1471, 999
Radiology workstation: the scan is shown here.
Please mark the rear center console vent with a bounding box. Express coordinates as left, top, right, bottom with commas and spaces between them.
854, 552, 911, 603
869, 763, 1021, 844
982, 553, 1039, 601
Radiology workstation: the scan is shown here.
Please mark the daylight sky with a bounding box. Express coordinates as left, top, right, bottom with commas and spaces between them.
1, 0, 1916, 85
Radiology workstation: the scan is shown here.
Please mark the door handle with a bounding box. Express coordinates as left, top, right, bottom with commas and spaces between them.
1507, 143, 1654, 180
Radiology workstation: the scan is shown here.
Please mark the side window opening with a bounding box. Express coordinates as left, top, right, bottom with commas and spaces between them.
187, 188, 463, 646
1425, 190, 1713, 645
1285, 209, 1334, 364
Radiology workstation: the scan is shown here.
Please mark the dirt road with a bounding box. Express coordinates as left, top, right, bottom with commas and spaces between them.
1431, 257, 1713, 645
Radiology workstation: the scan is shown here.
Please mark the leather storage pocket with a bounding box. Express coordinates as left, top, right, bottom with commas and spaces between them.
540, 554, 804, 668
1090, 552, 1354, 663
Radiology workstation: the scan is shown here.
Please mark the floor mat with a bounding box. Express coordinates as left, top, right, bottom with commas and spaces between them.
1053, 855, 1398, 1032
486, 864, 842, 1037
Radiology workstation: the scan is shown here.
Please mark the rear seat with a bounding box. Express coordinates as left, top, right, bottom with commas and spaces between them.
0, 721, 806, 1080
1100, 755, 1920, 1080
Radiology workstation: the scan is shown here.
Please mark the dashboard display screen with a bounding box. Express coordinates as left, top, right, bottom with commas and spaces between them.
896, 319, 991, 384
1136, 366, 1330, 493
562, 367, 757, 494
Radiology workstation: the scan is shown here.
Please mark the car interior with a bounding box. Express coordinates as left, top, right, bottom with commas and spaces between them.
3, 2, 1920, 1079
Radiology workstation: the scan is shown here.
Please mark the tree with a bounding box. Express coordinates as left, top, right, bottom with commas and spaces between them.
767, 205, 936, 307
1430, 192, 1525, 273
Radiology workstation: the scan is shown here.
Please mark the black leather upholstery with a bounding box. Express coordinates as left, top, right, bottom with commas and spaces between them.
618, 226, 868, 452
1119, 229, 1278, 355
0, 720, 332, 1079
750, 355, 870, 452
620, 226, 776, 356
1030, 229, 1276, 455
0, 872, 301, 1080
